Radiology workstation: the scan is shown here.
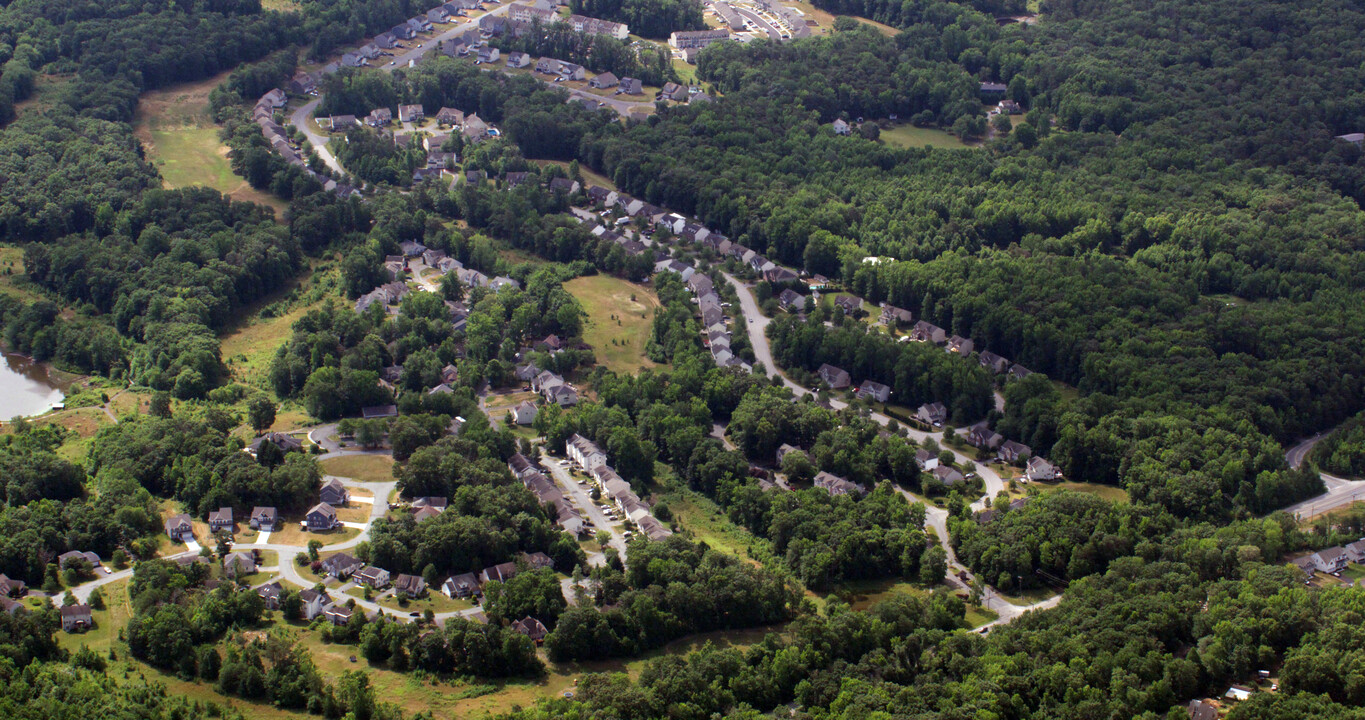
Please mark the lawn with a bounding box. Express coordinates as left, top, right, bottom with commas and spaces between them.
375, 591, 474, 615
880, 123, 975, 150
670, 59, 699, 84
58, 578, 133, 655
0, 245, 45, 303
1036, 482, 1130, 503
134, 71, 288, 217
319, 455, 395, 483
564, 275, 662, 375
268, 522, 361, 549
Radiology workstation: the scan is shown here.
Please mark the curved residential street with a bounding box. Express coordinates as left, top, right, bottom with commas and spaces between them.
1280, 428, 1364, 520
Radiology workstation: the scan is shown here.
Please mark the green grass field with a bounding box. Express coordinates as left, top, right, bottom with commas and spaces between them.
663, 487, 776, 567
564, 275, 663, 375
1036, 482, 1130, 503
880, 123, 974, 150
319, 455, 395, 483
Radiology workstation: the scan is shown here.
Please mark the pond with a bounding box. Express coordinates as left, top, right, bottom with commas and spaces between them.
0, 352, 67, 419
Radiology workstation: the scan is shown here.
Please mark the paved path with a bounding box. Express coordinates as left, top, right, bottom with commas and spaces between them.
290, 98, 346, 175
721, 272, 1005, 510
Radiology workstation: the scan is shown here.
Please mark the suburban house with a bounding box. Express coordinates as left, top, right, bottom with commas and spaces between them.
61, 604, 93, 632
1025, 457, 1058, 482
165, 514, 193, 542
1345, 539, 1365, 563
0, 573, 27, 598
917, 402, 948, 427
208, 507, 234, 533
257, 581, 284, 610
999, 440, 1032, 464
324, 605, 354, 626
412, 496, 449, 512
508, 452, 537, 478
659, 82, 688, 102
394, 574, 427, 597
589, 72, 618, 89
299, 589, 331, 620
818, 363, 851, 389
355, 566, 392, 589
250, 506, 279, 532
57, 551, 101, 571
306, 502, 340, 531
778, 288, 804, 312
618, 77, 643, 95
549, 178, 581, 195
914, 449, 939, 471
321, 552, 364, 579
910, 321, 947, 344
223, 552, 257, 578
512, 616, 549, 644
320, 478, 349, 506
1312, 547, 1350, 574
814, 471, 864, 496
328, 114, 358, 131
932, 465, 965, 486
435, 106, 465, 126
413, 506, 441, 523
442, 572, 481, 598
978, 350, 1010, 374
856, 380, 892, 403
512, 400, 539, 425
366, 107, 393, 126
506, 51, 532, 68
832, 119, 850, 135
638, 515, 672, 540
248, 432, 304, 457
1187, 700, 1219, 720
361, 404, 397, 419
398, 104, 424, 122
880, 303, 913, 326
776, 443, 800, 464
427, 6, 450, 22
765, 266, 799, 283
476, 46, 500, 63
946, 335, 974, 355
1009, 364, 1034, 381
967, 422, 1003, 450
481, 561, 519, 585
520, 551, 555, 570
979, 81, 1007, 97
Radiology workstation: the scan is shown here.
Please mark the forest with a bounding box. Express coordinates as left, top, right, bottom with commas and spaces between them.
568, 0, 705, 38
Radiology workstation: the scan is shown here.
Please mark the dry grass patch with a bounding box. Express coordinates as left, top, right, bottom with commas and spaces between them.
319, 454, 395, 483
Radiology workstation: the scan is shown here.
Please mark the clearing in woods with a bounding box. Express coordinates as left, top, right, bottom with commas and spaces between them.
133, 70, 288, 218
564, 275, 662, 374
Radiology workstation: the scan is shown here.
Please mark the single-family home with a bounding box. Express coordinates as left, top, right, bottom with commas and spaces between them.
880, 303, 913, 326
914, 449, 939, 471
394, 574, 427, 597
208, 507, 234, 533
931, 465, 965, 486
506, 51, 532, 68
442, 572, 481, 598
776, 443, 801, 464
299, 589, 331, 620
247, 432, 304, 456
0, 574, 27, 598
512, 400, 539, 425
589, 72, 619, 89
999, 440, 1032, 464
618, 77, 643, 95
817, 363, 851, 390
306, 502, 340, 531
1009, 364, 1034, 381
57, 551, 101, 571
320, 477, 349, 506
481, 561, 519, 585
476, 46, 500, 63
917, 402, 948, 427
1344, 539, 1365, 563
1187, 700, 1219, 720
967, 423, 1004, 450
1025, 457, 1058, 482
165, 514, 194, 542
765, 266, 799, 283
398, 104, 424, 123
355, 566, 392, 589
856, 380, 892, 403
321, 552, 364, 579
512, 616, 548, 643
638, 515, 672, 540
832, 119, 850, 135
778, 288, 804, 312
978, 350, 1010, 374
815, 471, 864, 496
946, 335, 974, 355
328, 114, 358, 131
659, 82, 688, 102
257, 581, 284, 610
435, 107, 465, 126
911, 321, 947, 344
1312, 547, 1350, 574
324, 605, 354, 626
520, 551, 555, 570
61, 604, 93, 632
367, 107, 393, 126
223, 552, 257, 578
549, 177, 581, 195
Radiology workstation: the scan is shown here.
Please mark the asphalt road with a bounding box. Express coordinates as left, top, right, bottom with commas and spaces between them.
541, 449, 629, 562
